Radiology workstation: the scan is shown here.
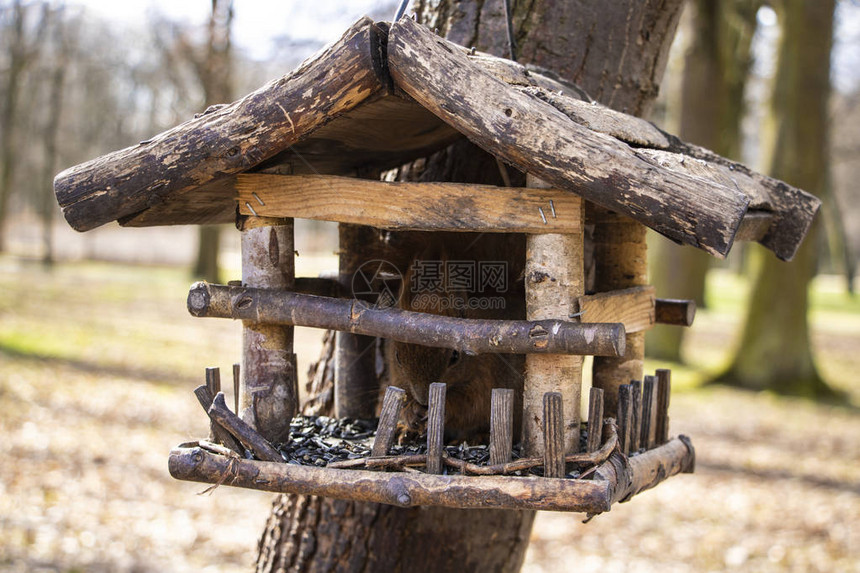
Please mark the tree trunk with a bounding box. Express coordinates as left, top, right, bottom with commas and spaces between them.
0, 1, 47, 252
192, 0, 233, 283
648, 0, 760, 362
255, 2, 684, 571
715, 0, 838, 399
39, 9, 68, 267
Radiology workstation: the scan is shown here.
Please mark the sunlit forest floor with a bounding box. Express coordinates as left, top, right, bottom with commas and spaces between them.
0, 255, 857, 572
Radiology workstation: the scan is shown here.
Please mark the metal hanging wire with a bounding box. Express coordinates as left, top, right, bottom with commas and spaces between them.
394, 0, 410, 21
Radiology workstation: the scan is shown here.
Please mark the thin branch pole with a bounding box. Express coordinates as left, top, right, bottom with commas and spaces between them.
188, 283, 625, 357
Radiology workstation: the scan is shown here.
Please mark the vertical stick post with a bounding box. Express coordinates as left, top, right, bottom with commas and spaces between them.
617, 384, 633, 455
642, 375, 656, 450
205, 367, 221, 441
630, 380, 642, 452
542, 392, 565, 478
591, 208, 647, 416
239, 215, 297, 445
490, 388, 515, 465
523, 175, 584, 458
655, 368, 672, 444
335, 224, 380, 419
372, 386, 406, 457
586, 387, 604, 453
426, 382, 446, 474
232, 363, 240, 414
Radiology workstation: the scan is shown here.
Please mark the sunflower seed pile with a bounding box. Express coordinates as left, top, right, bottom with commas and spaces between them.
271, 416, 592, 477
276, 415, 376, 466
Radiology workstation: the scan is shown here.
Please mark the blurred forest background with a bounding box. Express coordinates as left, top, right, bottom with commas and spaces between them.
1, 0, 859, 572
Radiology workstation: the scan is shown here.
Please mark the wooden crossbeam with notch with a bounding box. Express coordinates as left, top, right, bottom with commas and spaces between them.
235, 174, 582, 234
578, 286, 656, 334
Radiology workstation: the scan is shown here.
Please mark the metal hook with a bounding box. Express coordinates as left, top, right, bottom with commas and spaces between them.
394, 0, 410, 21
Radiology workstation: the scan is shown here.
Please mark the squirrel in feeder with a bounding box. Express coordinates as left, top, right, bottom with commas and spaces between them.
386, 232, 525, 443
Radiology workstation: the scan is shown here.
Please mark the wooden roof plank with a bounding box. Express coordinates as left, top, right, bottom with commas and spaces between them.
461, 40, 819, 261
387, 18, 750, 258
54, 17, 386, 232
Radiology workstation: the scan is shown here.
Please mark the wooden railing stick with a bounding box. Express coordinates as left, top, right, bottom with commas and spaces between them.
642, 375, 656, 449
372, 386, 406, 457
655, 369, 672, 444
426, 383, 446, 475
630, 380, 642, 452
542, 392, 566, 478
490, 388, 515, 465
617, 384, 633, 455
586, 387, 604, 453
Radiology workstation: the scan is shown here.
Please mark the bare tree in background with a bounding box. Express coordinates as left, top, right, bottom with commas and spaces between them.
37, 6, 71, 266
191, 0, 234, 283
715, 0, 839, 399
0, 1, 48, 252
648, 0, 762, 362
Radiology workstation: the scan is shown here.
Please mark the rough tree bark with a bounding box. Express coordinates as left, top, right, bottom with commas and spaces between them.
255, 2, 685, 571
714, 0, 838, 399
648, 0, 761, 362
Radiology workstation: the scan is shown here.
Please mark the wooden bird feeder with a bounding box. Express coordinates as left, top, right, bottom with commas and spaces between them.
54, 17, 819, 516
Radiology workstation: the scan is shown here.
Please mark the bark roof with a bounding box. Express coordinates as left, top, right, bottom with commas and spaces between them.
53, 17, 819, 261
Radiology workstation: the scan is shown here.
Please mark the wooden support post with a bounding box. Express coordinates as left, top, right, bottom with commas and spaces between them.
586, 387, 604, 453
655, 369, 672, 444
523, 175, 584, 457
335, 224, 380, 420
372, 386, 406, 457
239, 216, 297, 445
426, 383, 446, 475
642, 375, 657, 450
542, 392, 566, 478
591, 209, 648, 417
205, 367, 221, 441
490, 388, 515, 465
617, 384, 633, 455
630, 380, 642, 453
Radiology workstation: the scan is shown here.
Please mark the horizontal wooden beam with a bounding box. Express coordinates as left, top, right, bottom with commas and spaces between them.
654, 298, 696, 327
54, 18, 385, 232
735, 210, 776, 242
235, 174, 583, 234
187, 282, 626, 357
168, 433, 694, 513
578, 286, 655, 334
596, 435, 695, 507
169, 444, 612, 513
